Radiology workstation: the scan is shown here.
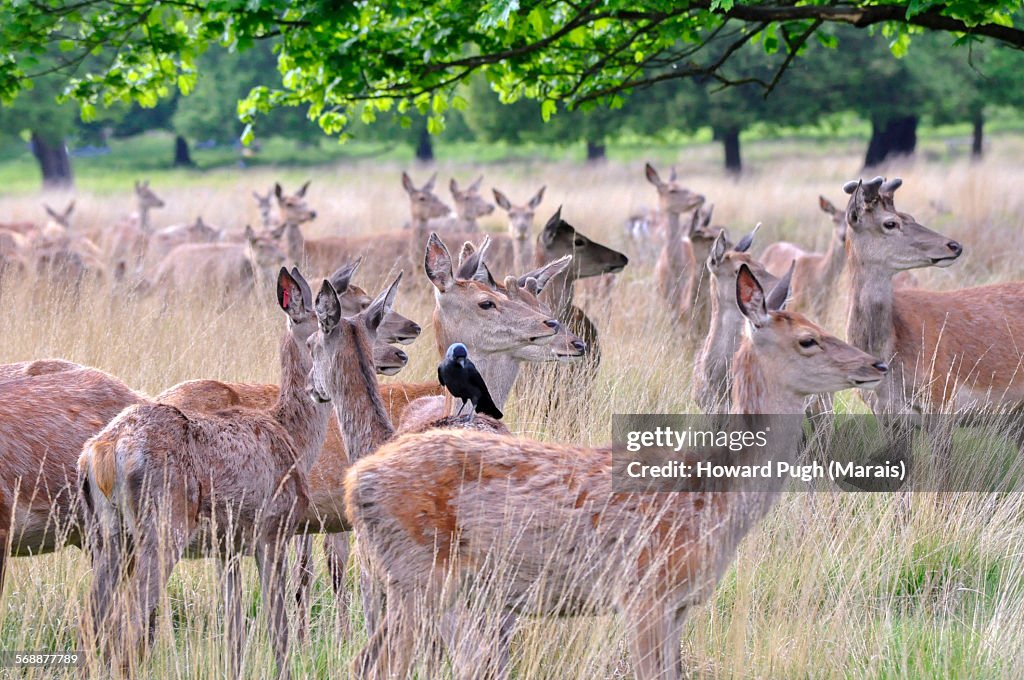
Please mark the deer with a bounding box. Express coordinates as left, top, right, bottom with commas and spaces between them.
104, 180, 166, 282
344, 263, 889, 680
532, 208, 628, 379
153, 259, 426, 641
493, 186, 546, 273
253, 188, 275, 229
647, 163, 709, 331
77, 268, 399, 678
0, 364, 146, 600
298, 172, 450, 281
150, 225, 287, 302
427, 176, 494, 233
693, 227, 784, 414
269, 181, 318, 263
842, 176, 1024, 468
145, 216, 223, 273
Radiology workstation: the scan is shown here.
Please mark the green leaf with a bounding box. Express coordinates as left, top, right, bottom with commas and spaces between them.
540, 98, 556, 122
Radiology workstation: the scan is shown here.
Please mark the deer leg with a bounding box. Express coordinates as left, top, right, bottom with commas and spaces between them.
293, 535, 314, 645
80, 496, 126, 664
220, 556, 245, 678
357, 542, 385, 637
441, 604, 516, 680
352, 585, 416, 680
256, 532, 292, 680
324, 532, 353, 639
626, 600, 677, 680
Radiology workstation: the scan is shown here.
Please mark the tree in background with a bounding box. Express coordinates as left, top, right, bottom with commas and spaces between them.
0, 70, 77, 187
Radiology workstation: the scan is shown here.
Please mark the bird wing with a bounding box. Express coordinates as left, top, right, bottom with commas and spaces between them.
437, 365, 446, 388
467, 363, 503, 420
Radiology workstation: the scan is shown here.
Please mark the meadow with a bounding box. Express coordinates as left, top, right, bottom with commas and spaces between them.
2, 130, 1024, 678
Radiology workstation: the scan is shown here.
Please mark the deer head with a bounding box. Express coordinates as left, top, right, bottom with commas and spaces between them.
449, 176, 495, 221
842, 177, 962, 272
425, 233, 559, 357
402, 172, 451, 224
537, 208, 628, 279
818, 195, 847, 243
493, 186, 545, 242
245, 225, 288, 283
43, 200, 75, 230
273, 181, 318, 226
253, 189, 274, 228
277, 266, 317, 343
644, 162, 705, 215
734, 263, 888, 404
134, 179, 165, 215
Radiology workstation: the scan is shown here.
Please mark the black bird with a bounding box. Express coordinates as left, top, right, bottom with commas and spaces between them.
437, 343, 503, 420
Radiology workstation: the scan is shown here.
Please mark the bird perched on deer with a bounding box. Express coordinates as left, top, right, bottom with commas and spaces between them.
438, 342, 503, 420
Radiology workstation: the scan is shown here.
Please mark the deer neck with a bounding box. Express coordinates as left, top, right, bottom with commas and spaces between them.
846, 246, 895, 360
819, 230, 846, 286
700, 280, 744, 405
271, 330, 331, 472
282, 223, 305, 263
137, 205, 152, 232
512, 236, 532, 271
730, 341, 806, 416
332, 325, 395, 462
663, 210, 691, 271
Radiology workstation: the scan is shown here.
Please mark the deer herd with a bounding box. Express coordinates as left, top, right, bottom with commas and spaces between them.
0, 163, 1022, 680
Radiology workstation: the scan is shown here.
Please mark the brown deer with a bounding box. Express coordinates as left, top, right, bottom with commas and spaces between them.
533, 208, 628, 376
428, 176, 494, 232
693, 227, 785, 414
493, 186, 546, 273
648, 163, 707, 331
153, 260, 424, 640
77, 268, 394, 678
151, 225, 287, 301
270, 181, 318, 263
104, 180, 166, 281
145, 216, 223, 272
344, 264, 888, 680
0, 365, 145, 599
842, 176, 1024, 463
298, 172, 449, 281
253, 188, 275, 229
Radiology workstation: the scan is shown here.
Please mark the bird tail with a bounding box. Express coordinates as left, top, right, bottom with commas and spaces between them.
477, 392, 503, 420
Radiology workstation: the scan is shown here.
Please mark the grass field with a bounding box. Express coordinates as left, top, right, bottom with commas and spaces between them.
2, 132, 1024, 678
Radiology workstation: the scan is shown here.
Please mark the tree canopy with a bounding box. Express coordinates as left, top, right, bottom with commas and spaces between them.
2, 1, 1022, 142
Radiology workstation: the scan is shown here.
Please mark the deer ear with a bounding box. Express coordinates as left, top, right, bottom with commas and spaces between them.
315, 280, 343, 334
517, 253, 571, 292
701, 203, 714, 228
364, 272, 402, 334
244, 225, 257, 241
44, 204, 59, 220
329, 257, 363, 293
736, 264, 770, 328
819, 195, 838, 216
291, 266, 314, 310
424, 233, 455, 292
401, 171, 415, 194
766, 261, 794, 312
458, 240, 476, 269
709, 231, 728, 266
528, 185, 546, 209
540, 207, 563, 246
297, 180, 311, 197
449, 178, 460, 196
274, 182, 284, 200
733, 223, 760, 254
468, 175, 483, 193
423, 172, 437, 192
277, 267, 308, 321
492, 189, 511, 211
644, 163, 662, 188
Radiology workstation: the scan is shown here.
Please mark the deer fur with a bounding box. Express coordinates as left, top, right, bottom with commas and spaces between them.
693, 227, 785, 414
843, 177, 1024, 424
0, 365, 145, 598
77, 267, 343, 678
344, 264, 887, 680
104, 180, 166, 281
493, 186, 546, 273
151, 225, 287, 300
145, 216, 223, 272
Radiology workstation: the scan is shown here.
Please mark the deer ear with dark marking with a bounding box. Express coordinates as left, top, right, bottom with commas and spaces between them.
540, 207, 563, 246
819, 195, 838, 216
315, 280, 343, 334
492, 189, 511, 211
528, 186, 546, 209
733, 223, 760, 254
708, 231, 728, 267
736, 264, 770, 328
329, 257, 363, 293
765, 261, 794, 312
364, 272, 402, 334
297, 180, 311, 197
401, 171, 415, 194
644, 163, 663, 188
277, 267, 308, 322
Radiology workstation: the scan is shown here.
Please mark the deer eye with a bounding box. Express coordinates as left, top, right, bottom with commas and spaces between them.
574, 238, 585, 247
478, 300, 496, 310
883, 220, 899, 231
798, 338, 818, 349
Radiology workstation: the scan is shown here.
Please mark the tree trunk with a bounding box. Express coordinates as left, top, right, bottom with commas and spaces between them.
415, 126, 434, 162
722, 127, 742, 175
971, 112, 984, 159
864, 116, 918, 168
30, 132, 73, 189
173, 135, 194, 167
585, 139, 606, 162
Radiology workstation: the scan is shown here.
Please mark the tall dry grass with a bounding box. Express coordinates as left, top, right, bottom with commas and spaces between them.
2, 136, 1024, 678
